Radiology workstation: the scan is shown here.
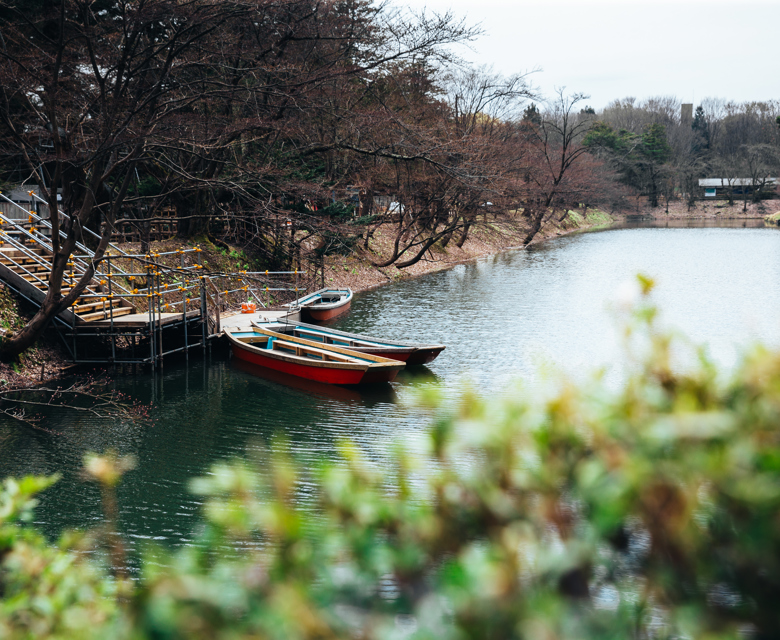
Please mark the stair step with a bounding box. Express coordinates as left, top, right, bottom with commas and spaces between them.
78, 306, 133, 322
0, 245, 49, 254
0, 258, 49, 268
16, 276, 49, 286
17, 270, 87, 281
7, 265, 49, 274
72, 299, 125, 314
63, 287, 100, 296
20, 273, 50, 284
7, 270, 49, 280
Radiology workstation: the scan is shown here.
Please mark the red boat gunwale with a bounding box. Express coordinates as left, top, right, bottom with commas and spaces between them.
224, 325, 404, 385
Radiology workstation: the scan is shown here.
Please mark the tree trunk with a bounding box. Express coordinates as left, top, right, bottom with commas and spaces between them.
456, 219, 472, 248
394, 236, 439, 269
522, 207, 545, 245
439, 228, 454, 249
0, 298, 61, 358
0, 223, 112, 361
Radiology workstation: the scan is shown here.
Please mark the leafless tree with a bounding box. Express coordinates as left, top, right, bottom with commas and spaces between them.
518, 90, 594, 244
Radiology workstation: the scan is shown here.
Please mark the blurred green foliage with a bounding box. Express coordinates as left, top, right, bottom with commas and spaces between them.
2, 277, 780, 638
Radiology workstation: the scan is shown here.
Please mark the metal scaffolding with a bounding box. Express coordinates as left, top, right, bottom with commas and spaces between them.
0, 189, 306, 367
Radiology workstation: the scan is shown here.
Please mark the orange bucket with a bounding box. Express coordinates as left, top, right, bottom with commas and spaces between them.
241, 301, 257, 314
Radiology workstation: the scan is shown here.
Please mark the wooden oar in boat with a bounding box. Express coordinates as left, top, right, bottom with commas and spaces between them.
253, 319, 445, 365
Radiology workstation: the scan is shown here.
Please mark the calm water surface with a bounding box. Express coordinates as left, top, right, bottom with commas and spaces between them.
2, 221, 780, 560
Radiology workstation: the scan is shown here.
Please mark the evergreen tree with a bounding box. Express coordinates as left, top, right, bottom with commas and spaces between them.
522, 103, 542, 125
691, 105, 710, 155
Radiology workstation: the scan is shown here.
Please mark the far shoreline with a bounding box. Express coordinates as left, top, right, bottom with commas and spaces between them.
341, 200, 778, 297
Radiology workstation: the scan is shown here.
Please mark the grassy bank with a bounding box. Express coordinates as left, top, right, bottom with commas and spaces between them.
763, 209, 780, 225
316, 207, 615, 294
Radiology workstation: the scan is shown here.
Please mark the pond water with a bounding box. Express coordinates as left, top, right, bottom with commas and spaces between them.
2, 219, 780, 562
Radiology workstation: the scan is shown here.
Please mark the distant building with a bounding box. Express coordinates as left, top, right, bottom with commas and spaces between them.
681, 103, 693, 127
698, 178, 778, 199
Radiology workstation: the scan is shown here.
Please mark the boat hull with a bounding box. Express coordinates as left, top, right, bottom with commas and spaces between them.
405, 345, 446, 365
287, 288, 354, 324
301, 299, 351, 323
231, 358, 395, 404
348, 346, 415, 362
224, 326, 404, 385
230, 341, 372, 384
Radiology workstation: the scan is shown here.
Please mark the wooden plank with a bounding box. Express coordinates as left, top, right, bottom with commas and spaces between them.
85, 310, 200, 328
72, 299, 125, 313
269, 338, 364, 364
252, 326, 398, 364
78, 307, 133, 322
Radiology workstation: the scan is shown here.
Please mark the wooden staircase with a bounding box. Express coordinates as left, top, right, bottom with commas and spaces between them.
0, 236, 135, 326
0, 190, 217, 365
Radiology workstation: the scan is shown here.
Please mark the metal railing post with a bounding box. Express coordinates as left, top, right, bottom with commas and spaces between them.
156, 268, 163, 369
148, 276, 155, 366
181, 251, 188, 360
200, 279, 207, 354
107, 255, 116, 363
71, 307, 77, 362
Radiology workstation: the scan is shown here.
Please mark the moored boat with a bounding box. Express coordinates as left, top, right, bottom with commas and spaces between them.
253, 319, 445, 365
224, 324, 404, 385
231, 357, 397, 405
285, 287, 353, 322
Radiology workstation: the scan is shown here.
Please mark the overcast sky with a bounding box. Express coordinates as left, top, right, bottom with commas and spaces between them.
403, 0, 780, 110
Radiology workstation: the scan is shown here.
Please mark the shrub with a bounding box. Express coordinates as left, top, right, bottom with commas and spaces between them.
2, 276, 780, 638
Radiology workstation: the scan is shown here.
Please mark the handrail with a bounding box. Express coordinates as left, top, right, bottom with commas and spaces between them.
1, 190, 313, 344
0, 193, 139, 297
0, 237, 51, 290
21, 191, 140, 294
1, 192, 97, 262
0, 213, 56, 256
26, 190, 131, 258
0, 225, 50, 267
0, 200, 138, 307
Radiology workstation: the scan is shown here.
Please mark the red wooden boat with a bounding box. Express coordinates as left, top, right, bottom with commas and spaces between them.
231, 358, 397, 405
224, 324, 404, 385
253, 319, 445, 365
286, 288, 353, 322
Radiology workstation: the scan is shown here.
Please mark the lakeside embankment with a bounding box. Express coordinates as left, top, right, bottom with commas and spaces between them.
617, 198, 779, 220
10, 202, 774, 388
0, 207, 640, 387
319, 207, 616, 294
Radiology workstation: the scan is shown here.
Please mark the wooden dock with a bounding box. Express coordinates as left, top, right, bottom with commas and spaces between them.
88, 310, 202, 329
219, 308, 300, 332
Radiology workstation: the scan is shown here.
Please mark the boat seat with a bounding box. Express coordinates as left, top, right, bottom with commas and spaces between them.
271, 338, 362, 363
